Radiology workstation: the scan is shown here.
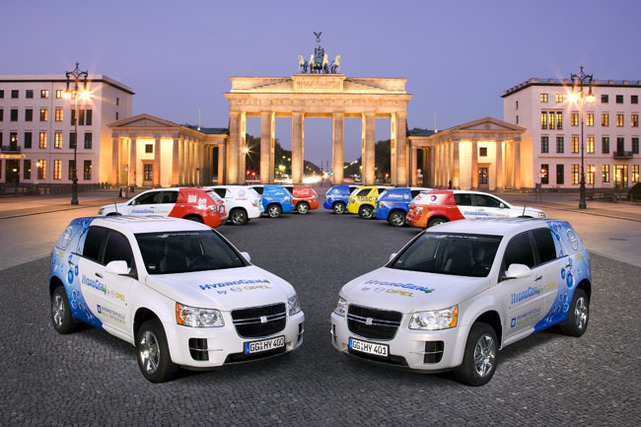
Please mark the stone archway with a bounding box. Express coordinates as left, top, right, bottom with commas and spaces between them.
224, 74, 412, 185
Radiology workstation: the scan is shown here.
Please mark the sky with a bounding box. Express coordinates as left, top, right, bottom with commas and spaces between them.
2, 0, 640, 168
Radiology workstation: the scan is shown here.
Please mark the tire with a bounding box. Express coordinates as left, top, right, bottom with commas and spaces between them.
267, 204, 282, 218
333, 202, 346, 214
229, 208, 248, 225
388, 210, 406, 227
136, 319, 178, 383
559, 288, 589, 337
454, 322, 498, 386
51, 286, 77, 335
428, 217, 448, 228
296, 202, 310, 215
359, 205, 374, 219
184, 215, 203, 224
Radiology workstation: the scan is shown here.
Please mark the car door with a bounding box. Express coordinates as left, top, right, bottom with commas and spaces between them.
472, 193, 506, 218
127, 190, 162, 215
453, 193, 477, 218
530, 227, 567, 329
155, 190, 179, 216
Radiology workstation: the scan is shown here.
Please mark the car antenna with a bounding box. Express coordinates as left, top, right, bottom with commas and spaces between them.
114, 201, 119, 214
522, 205, 526, 216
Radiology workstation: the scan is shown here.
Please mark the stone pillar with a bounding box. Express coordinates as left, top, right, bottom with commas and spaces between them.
362, 112, 376, 185
453, 141, 460, 189
332, 112, 345, 185
292, 111, 304, 184
514, 139, 521, 189
471, 140, 479, 189
394, 111, 408, 186
153, 137, 161, 187
410, 145, 417, 186
496, 140, 504, 190
227, 112, 245, 184
260, 111, 275, 184
172, 138, 180, 185
111, 137, 119, 187
218, 143, 225, 184
128, 137, 137, 188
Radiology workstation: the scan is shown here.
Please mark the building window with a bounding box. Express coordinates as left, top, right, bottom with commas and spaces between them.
26, 89, 34, 99
556, 164, 564, 185
602, 164, 610, 183
556, 136, 564, 153
53, 160, 62, 180
83, 160, 92, 180
586, 113, 594, 126
632, 95, 639, 104
54, 108, 63, 122
37, 159, 46, 179
616, 95, 624, 104
144, 164, 153, 181
633, 137, 639, 154
633, 165, 639, 183
145, 144, 153, 153
40, 90, 49, 99
571, 164, 579, 185
69, 132, 77, 149
479, 147, 488, 157
39, 109, 48, 122
616, 114, 624, 127
9, 132, 17, 150
549, 112, 556, 130
25, 109, 33, 122
39, 132, 47, 149
541, 164, 549, 184
601, 94, 609, 103
55, 90, 64, 99
116, 97, 120, 106
54, 132, 63, 149
556, 112, 563, 130
632, 114, 639, 127
24, 132, 32, 149
587, 164, 595, 185
24, 159, 31, 180
68, 160, 75, 180
116, 112, 119, 121
11, 89, 19, 99
587, 137, 595, 154
0, 89, 4, 98
571, 136, 579, 154
10, 109, 18, 121
571, 112, 579, 126
84, 133, 92, 149
515, 101, 519, 110
540, 93, 548, 103
86, 109, 92, 126
602, 137, 610, 153
555, 93, 564, 103
541, 136, 549, 153
602, 113, 609, 127
0, 108, 3, 121
617, 137, 625, 154
515, 115, 519, 125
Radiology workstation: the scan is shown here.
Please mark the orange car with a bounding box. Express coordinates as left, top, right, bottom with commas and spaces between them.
284, 185, 319, 214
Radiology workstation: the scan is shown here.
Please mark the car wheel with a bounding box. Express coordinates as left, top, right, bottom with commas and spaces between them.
559, 288, 589, 337
267, 204, 282, 218
428, 217, 448, 228
297, 202, 310, 214
454, 322, 498, 386
388, 211, 406, 227
229, 208, 248, 225
51, 286, 76, 335
359, 205, 374, 219
136, 319, 178, 383
333, 202, 346, 214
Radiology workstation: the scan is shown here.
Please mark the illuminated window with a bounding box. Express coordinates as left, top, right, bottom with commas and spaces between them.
602, 113, 609, 127
39, 109, 48, 122
602, 164, 610, 183
541, 112, 548, 129
549, 112, 556, 130
586, 113, 594, 126
53, 160, 62, 180
602, 137, 610, 153
40, 90, 49, 99
556, 136, 564, 153
571, 136, 579, 154
55, 89, 64, 99
616, 114, 624, 127
587, 137, 595, 154
144, 164, 153, 181
571, 164, 579, 185
540, 93, 548, 103
571, 112, 579, 126
587, 164, 595, 185
632, 114, 639, 127
556, 112, 563, 130
633, 165, 639, 183
541, 164, 549, 184
39, 132, 47, 149
54, 132, 63, 149
55, 108, 63, 122
541, 136, 549, 153
83, 160, 92, 180
555, 93, 564, 103
37, 159, 46, 179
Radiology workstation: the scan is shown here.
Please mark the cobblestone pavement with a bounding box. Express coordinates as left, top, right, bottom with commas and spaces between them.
0, 201, 640, 426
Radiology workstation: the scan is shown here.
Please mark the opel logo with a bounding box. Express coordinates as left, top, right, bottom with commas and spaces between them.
365, 317, 373, 326
260, 315, 268, 324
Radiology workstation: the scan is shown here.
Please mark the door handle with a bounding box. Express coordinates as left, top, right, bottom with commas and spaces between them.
95, 272, 103, 278
534, 275, 542, 281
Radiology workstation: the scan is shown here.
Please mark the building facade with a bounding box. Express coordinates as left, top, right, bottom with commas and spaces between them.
0, 74, 133, 190
502, 77, 641, 191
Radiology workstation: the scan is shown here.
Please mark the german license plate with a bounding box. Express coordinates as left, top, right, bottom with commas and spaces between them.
245, 336, 285, 354
349, 337, 389, 357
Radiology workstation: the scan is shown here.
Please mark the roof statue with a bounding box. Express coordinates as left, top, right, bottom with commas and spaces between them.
298, 32, 341, 74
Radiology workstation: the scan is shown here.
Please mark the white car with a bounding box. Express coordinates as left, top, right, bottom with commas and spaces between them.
49, 216, 304, 382
206, 185, 263, 225
331, 218, 591, 386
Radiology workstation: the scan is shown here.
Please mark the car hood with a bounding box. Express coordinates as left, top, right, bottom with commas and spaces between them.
339, 267, 489, 312
145, 265, 294, 311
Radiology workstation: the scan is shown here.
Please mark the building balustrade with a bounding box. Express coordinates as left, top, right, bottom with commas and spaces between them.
613, 150, 633, 159
1, 144, 21, 153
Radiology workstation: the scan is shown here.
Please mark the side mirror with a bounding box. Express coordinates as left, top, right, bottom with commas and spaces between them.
388, 253, 397, 263
502, 263, 532, 280
241, 251, 251, 263
106, 260, 131, 276
500, 203, 507, 208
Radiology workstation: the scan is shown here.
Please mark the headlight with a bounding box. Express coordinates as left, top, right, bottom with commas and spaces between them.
415, 206, 423, 215
333, 297, 348, 317
285, 197, 291, 202
287, 295, 302, 316
408, 305, 458, 330
176, 303, 224, 328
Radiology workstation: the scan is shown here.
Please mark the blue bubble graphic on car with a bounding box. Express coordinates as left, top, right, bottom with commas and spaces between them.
67, 269, 74, 285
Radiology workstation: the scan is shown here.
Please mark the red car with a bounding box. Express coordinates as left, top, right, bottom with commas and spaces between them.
284, 185, 320, 214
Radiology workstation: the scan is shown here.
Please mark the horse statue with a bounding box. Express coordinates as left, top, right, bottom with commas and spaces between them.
322, 53, 329, 73
298, 54, 308, 73
331, 54, 341, 73
309, 54, 316, 73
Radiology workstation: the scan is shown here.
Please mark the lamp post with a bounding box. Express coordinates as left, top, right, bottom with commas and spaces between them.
63, 62, 89, 205
569, 66, 595, 210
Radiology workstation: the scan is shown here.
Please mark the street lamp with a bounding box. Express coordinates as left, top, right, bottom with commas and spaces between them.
63, 62, 89, 205
569, 66, 595, 210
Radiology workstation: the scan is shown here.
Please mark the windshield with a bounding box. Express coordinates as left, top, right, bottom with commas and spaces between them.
136, 230, 247, 274
390, 233, 502, 277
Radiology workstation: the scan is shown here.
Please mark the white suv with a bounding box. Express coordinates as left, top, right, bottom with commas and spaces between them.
206, 185, 263, 225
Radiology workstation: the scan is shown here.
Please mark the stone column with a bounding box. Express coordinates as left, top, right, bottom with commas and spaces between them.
471, 140, 479, 189
218, 143, 225, 184
128, 137, 137, 188
394, 111, 408, 186
227, 112, 244, 184
496, 140, 504, 190
260, 111, 275, 184
410, 145, 417, 186
362, 112, 376, 185
332, 112, 344, 184
292, 111, 304, 184
153, 137, 161, 187
453, 141, 460, 189
172, 138, 180, 185
514, 138, 521, 189
111, 137, 119, 187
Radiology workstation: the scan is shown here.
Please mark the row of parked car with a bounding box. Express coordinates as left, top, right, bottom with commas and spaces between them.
97, 184, 320, 226
323, 184, 547, 228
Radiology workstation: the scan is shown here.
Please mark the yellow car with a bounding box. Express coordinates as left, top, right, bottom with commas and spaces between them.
347, 186, 394, 219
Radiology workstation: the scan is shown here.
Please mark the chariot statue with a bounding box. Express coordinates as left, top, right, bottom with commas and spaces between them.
297, 31, 341, 74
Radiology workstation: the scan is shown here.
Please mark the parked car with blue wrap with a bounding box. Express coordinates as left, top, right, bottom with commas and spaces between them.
323, 185, 362, 214
248, 185, 294, 218
375, 187, 432, 227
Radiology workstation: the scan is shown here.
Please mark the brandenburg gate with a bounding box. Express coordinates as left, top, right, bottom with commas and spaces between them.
224, 74, 412, 186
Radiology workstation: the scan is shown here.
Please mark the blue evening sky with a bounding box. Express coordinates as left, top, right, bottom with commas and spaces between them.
2, 0, 639, 167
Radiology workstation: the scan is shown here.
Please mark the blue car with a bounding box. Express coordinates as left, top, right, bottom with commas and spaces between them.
323, 185, 362, 214
375, 187, 432, 227
249, 185, 294, 218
